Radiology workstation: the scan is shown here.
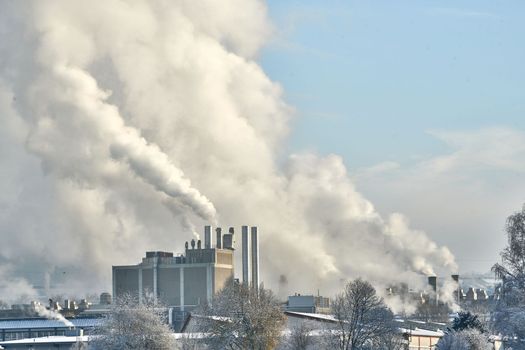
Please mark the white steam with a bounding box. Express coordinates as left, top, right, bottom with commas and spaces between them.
34, 303, 75, 328
38, 64, 217, 223
0, 0, 457, 308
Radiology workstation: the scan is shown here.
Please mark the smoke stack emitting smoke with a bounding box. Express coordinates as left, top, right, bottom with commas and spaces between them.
0, 0, 457, 310
34, 303, 74, 328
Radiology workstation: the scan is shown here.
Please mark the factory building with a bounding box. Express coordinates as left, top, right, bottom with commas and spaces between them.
113, 226, 244, 311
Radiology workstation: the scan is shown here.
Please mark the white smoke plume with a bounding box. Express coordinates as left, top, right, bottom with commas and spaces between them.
0, 266, 38, 303
34, 303, 75, 328
0, 0, 457, 308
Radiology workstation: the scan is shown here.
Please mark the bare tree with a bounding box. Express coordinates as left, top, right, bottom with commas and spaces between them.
280, 320, 315, 350
331, 278, 401, 350
91, 293, 174, 350
196, 278, 285, 350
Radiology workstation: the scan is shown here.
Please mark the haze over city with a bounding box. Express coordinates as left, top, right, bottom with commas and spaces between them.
0, 0, 524, 305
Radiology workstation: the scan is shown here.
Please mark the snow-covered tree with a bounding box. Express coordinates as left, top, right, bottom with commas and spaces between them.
91, 293, 174, 350
450, 311, 486, 333
492, 204, 525, 303
196, 278, 285, 350
71, 340, 88, 350
280, 320, 315, 350
491, 204, 525, 349
331, 278, 401, 350
176, 333, 206, 350
492, 306, 525, 349
437, 329, 492, 350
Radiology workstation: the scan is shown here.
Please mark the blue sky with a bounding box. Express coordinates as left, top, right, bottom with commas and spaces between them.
262, 0, 525, 168
261, 1, 525, 273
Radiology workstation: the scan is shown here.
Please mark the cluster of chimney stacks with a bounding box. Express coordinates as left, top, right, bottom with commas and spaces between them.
185, 226, 236, 251
184, 225, 260, 289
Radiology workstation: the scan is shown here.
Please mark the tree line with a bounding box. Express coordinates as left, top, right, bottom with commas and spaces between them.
94, 278, 403, 349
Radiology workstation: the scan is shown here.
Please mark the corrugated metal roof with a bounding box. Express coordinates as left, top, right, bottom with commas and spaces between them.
0, 318, 103, 330
284, 311, 338, 322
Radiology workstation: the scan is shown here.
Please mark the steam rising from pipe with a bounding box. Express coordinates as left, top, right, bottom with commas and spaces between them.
0, 0, 457, 309
34, 303, 74, 328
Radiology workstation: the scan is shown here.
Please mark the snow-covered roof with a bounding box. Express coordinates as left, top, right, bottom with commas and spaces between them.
400, 328, 444, 337
0, 335, 90, 345
0, 318, 103, 330
284, 311, 338, 322
189, 314, 232, 322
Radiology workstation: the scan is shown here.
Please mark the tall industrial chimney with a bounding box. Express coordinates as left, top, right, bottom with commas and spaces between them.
428, 276, 437, 292
204, 226, 212, 249
242, 226, 250, 285
222, 227, 234, 249
451, 274, 460, 303
216, 227, 222, 249
428, 276, 437, 304
251, 226, 259, 289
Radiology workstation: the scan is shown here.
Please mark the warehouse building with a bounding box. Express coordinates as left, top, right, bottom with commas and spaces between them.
0, 318, 100, 342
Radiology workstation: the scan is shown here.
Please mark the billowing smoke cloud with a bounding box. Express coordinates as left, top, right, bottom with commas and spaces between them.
34, 62, 217, 224
0, 0, 456, 308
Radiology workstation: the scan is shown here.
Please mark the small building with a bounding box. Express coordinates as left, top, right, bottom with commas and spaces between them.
401, 328, 443, 350
476, 289, 489, 301
0, 318, 101, 342
0, 335, 88, 350
286, 294, 330, 314
466, 288, 478, 301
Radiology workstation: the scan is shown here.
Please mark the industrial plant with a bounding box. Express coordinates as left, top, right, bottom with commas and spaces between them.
112, 225, 259, 311
0, 226, 504, 350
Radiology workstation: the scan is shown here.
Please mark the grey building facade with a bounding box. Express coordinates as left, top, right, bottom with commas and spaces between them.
286, 294, 331, 314
113, 238, 234, 311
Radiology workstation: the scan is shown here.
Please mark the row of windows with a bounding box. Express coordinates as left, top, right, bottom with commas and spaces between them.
1, 328, 93, 342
